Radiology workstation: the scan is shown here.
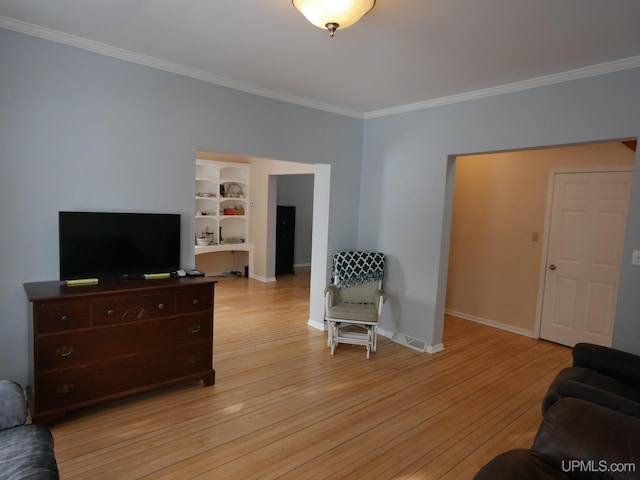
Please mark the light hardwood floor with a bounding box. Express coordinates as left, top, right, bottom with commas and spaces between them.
50, 268, 571, 479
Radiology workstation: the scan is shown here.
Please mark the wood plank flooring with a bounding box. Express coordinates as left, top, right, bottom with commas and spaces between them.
50, 268, 572, 479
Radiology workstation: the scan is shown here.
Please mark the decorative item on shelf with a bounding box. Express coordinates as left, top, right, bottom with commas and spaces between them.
225, 184, 243, 198
224, 237, 244, 244
196, 227, 215, 246
223, 208, 235, 215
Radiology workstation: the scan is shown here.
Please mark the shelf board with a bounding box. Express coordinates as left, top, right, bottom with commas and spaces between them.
195, 243, 252, 255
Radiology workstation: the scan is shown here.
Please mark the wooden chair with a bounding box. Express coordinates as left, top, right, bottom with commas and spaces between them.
324, 251, 386, 359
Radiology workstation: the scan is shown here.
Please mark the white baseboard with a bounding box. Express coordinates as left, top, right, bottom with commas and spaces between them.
294, 262, 311, 268
252, 274, 276, 283
445, 309, 537, 338
378, 327, 393, 340
307, 318, 325, 331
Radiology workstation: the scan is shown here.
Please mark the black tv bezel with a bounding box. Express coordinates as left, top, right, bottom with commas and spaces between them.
58, 211, 181, 281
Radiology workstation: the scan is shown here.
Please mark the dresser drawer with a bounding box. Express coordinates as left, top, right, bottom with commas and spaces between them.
175, 286, 212, 313
34, 302, 91, 333
36, 312, 212, 371
35, 340, 213, 413
93, 293, 175, 325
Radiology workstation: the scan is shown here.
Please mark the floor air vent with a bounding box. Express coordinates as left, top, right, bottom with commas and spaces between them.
391, 332, 427, 352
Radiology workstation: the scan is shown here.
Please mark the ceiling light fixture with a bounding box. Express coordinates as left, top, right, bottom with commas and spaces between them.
292, 0, 376, 37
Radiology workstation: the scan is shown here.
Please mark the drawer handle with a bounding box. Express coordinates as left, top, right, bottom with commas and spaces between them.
188, 355, 200, 365
158, 303, 165, 310
188, 324, 201, 334
56, 384, 76, 395
192, 298, 199, 305
107, 309, 115, 316
56, 346, 74, 357
60, 315, 69, 321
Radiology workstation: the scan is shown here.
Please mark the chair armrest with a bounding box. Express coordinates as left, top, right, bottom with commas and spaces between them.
532, 397, 640, 476
324, 286, 338, 308
0, 380, 28, 431
375, 289, 387, 304
573, 343, 640, 386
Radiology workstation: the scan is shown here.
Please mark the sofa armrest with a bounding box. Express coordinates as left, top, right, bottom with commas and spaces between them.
532, 397, 640, 479
573, 343, 640, 386
543, 377, 640, 419
0, 380, 28, 431
375, 289, 387, 304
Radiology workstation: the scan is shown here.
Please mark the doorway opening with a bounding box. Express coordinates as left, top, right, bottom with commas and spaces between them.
444, 140, 636, 346
195, 150, 330, 330
275, 174, 314, 277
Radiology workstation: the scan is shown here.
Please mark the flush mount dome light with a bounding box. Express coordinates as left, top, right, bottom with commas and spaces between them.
292, 0, 376, 37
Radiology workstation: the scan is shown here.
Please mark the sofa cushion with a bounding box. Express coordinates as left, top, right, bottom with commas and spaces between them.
0, 424, 59, 480
0, 380, 27, 431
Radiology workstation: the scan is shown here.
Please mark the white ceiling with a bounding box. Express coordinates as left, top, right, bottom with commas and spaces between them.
2, 0, 640, 118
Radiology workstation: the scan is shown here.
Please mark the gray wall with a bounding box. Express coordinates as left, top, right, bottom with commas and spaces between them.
361, 70, 640, 353
3, 25, 640, 386
277, 174, 314, 266
0, 28, 363, 385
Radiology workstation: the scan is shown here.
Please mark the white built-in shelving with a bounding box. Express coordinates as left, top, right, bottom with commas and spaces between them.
195, 159, 250, 255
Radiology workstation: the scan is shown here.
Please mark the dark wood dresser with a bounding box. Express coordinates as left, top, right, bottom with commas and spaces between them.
23, 277, 216, 424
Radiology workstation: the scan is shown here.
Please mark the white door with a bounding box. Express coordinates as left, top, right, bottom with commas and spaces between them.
540, 170, 632, 347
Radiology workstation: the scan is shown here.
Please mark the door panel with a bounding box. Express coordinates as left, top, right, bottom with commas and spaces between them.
540, 171, 632, 347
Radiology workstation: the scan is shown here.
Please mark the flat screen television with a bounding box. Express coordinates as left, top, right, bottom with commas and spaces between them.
59, 211, 181, 280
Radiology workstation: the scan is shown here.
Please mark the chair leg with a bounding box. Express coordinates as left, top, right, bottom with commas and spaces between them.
372, 325, 378, 352
329, 321, 337, 355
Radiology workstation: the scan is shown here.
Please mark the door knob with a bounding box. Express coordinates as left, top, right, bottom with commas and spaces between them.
548, 264, 557, 271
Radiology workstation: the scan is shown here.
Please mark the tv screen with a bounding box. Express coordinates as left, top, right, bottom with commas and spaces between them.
59, 212, 181, 280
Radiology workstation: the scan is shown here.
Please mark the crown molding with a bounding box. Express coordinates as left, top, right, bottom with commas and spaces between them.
363, 55, 640, 119
2, 16, 640, 121
0, 16, 364, 119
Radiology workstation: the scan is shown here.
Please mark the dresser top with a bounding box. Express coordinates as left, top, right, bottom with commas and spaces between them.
24, 276, 216, 302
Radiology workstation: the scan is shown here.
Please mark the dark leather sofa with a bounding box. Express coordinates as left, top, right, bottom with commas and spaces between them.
474, 343, 640, 479
0, 380, 58, 479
